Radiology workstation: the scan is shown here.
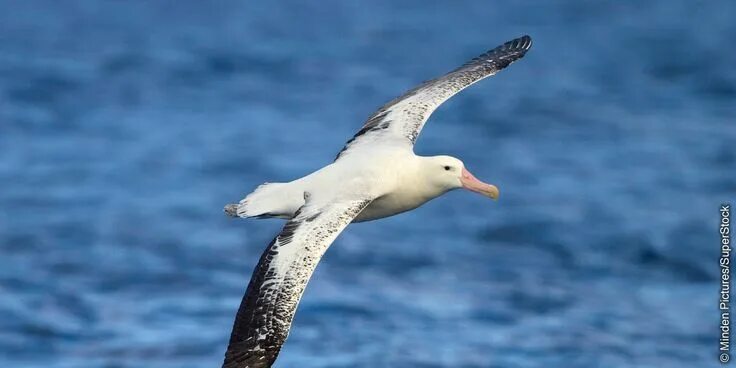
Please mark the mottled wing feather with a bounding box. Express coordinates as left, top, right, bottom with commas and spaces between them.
222, 197, 373, 368
335, 35, 532, 160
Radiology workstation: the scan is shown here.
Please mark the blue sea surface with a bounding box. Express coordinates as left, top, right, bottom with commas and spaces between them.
0, 1, 734, 367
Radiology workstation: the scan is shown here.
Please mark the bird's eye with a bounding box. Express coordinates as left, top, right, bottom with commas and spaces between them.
444, 166, 451, 171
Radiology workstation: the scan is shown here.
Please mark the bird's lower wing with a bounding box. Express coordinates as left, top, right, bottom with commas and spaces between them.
222, 196, 373, 368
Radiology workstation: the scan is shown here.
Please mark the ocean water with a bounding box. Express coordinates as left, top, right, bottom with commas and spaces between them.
0, 1, 734, 367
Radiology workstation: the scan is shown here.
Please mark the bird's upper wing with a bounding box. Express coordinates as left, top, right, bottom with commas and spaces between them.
335, 35, 532, 161
222, 195, 373, 368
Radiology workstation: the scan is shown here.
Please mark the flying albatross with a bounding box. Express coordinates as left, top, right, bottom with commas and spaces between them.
222, 35, 532, 367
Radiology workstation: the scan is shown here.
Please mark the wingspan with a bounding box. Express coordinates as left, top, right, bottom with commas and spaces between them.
335, 35, 532, 160
222, 196, 373, 368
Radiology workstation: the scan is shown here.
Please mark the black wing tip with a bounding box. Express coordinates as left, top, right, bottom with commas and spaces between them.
496, 35, 532, 57
461, 34, 532, 70
507, 35, 533, 51
223, 345, 278, 368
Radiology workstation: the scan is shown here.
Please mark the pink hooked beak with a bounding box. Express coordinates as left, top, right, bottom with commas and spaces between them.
460, 167, 499, 200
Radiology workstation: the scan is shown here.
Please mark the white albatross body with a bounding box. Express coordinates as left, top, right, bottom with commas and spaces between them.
229, 149, 490, 222
221, 35, 532, 368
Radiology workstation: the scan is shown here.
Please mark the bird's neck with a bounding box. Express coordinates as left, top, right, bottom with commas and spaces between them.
410, 156, 453, 200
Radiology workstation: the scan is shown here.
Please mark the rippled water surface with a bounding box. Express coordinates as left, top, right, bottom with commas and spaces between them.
1, 1, 734, 367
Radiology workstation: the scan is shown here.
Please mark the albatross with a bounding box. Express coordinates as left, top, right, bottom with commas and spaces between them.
222, 35, 532, 367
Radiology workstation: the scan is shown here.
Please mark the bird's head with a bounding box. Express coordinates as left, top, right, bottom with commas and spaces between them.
423, 155, 499, 200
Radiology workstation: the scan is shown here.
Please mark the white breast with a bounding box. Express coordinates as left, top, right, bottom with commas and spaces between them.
354, 189, 435, 222
350, 152, 439, 222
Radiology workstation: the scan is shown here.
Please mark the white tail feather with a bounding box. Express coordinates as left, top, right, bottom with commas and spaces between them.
224, 182, 302, 219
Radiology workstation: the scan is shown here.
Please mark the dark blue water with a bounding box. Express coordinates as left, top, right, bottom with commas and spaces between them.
1, 1, 734, 367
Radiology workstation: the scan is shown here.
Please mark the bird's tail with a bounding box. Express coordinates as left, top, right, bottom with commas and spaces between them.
224, 182, 300, 219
